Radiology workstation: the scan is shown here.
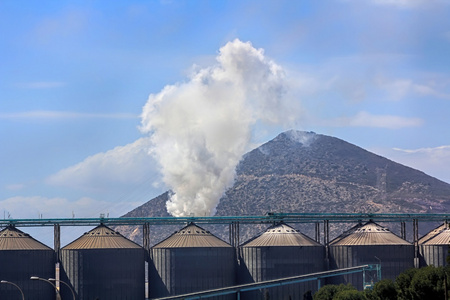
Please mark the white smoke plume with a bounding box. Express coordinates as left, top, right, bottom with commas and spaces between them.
140, 39, 297, 217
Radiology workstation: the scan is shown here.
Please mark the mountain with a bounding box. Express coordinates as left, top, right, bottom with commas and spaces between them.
114, 130, 450, 246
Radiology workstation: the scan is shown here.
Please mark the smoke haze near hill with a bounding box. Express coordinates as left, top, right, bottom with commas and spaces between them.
140, 39, 299, 217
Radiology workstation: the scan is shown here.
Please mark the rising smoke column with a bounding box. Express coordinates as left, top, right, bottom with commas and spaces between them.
140, 39, 297, 217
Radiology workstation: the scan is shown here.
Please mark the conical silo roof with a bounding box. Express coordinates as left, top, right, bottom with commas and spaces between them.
0, 226, 52, 250
330, 221, 411, 246
62, 224, 142, 249
153, 223, 231, 248
421, 228, 450, 245
241, 223, 321, 247
419, 223, 448, 244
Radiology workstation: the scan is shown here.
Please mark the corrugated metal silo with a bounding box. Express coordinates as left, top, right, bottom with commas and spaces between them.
0, 226, 55, 300
149, 223, 235, 299
60, 224, 145, 300
329, 221, 414, 290
419, 223, 450, 267
238, 222, 325, 300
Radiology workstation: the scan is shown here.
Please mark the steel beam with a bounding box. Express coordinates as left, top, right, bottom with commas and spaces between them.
2, 213, 450, 228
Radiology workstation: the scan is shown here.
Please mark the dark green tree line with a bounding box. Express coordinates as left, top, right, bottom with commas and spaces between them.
314, 266, 450, 300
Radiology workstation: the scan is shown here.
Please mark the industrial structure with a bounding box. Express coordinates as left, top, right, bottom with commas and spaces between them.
1, 213, 450, 299
239, 222, 324, 299
419, 223, 450, 267
60, 224, 145, 300
328, 221, 414, 289
0, 226, 55, 300
149, 223, 235, 299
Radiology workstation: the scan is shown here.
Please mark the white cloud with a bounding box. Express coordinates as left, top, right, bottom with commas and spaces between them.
371, 0, 424, 7
4, 183, 25, 191
413, 84, 450, 100
394, 145, 450, 155
0, 110, 138, 120
0, 196, 109, 219
0, 196, 139, 247
15, 81, 66, 89
329, 111, 423, 129
33, 9, 89, 44
376, 76, 450, 101
367, 0, 449, 8
372, 145, 450, 183
46, 138, 164, 197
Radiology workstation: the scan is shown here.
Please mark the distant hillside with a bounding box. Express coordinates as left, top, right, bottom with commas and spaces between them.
115, 130, 450, 246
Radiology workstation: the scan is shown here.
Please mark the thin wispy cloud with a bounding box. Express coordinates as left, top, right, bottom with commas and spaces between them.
376, 76, 450, 101
0, 110, 138, 120
4, 183, 26, 191
373, 145, 450, 183
0, 196, 110, 219
393, 145, 450, 155
15, 81, 66, 89
329, 111, 423, 129
33, 9, 89, 44
368, 0, 447, 8
46, 138, 162, 195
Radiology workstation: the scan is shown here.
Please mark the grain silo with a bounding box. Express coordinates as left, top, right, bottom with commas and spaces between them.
60, 224, 145, 300
329, 221, 414, 290
149, 223, 235, 299
419, 223, 450, 267
238, 222, 325, 300
0, 226, 55, 300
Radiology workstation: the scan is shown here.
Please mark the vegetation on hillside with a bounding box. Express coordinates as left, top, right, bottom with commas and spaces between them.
313, 266, 450, 300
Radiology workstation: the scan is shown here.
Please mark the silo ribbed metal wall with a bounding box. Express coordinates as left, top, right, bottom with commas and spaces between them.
329, 245, 414, 289
149, 247, 236, 299
420, 244, 449, 267
60, 248, 145, 300
0, 250, 55, 300
238, 246, 325, 300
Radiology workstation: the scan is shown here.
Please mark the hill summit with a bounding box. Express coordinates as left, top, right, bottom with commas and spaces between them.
116, 130, 450, 245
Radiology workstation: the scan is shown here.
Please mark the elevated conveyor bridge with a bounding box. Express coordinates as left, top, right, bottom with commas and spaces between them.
1, 212, 450, 226
1, 213, 449, 266
153, 264, 381, 300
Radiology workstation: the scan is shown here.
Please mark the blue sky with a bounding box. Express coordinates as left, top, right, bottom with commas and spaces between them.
1, 0, 450, 244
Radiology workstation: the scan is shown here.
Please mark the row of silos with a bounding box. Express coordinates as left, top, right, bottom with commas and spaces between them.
148, 222, 325, 299
2, 221, 449, 299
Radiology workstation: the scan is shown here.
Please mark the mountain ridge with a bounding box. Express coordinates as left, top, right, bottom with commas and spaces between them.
115, 130, 450, 245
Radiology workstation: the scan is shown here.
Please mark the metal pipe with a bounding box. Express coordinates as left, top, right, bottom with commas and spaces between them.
143, 222, 150, 261
413, 219, 419, 268
54, 223, 61, 262
1, 280, 25, 300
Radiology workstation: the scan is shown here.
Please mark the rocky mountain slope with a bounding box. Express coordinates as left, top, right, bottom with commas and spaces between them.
115, 130, 450, 246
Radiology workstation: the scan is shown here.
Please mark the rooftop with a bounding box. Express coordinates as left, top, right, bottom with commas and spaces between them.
241, 223, 321, 247
62, 224, 142, 249
0, 226, 52, 250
